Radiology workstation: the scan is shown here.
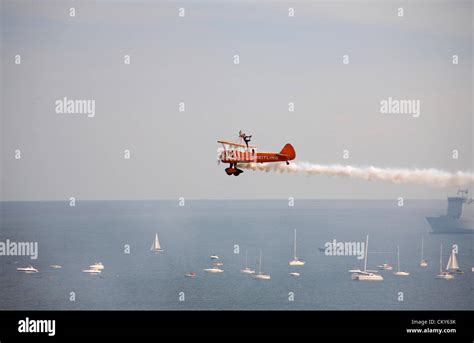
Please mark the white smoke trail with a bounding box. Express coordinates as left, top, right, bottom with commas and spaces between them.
239, 162, 474, 187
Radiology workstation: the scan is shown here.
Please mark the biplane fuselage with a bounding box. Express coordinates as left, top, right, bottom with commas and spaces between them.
220, 150, 294, 164
217, 140, 296, 176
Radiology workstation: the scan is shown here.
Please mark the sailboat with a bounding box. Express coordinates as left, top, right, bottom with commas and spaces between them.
289, 229, 305, 266
393, 245, 410, 276
446, 247, 463, 274
240, 251, 255, 274
89, 262, 104, 270
420, 236, 428, 267
17, 265, 38, 273
435, 244, 454, 280
252, 251, 271, 280
351, 235, 383, 281
150, 233, 163, 252
204, 266, 224, 273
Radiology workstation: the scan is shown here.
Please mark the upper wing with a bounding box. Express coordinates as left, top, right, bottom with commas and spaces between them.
217, 140, 257, 148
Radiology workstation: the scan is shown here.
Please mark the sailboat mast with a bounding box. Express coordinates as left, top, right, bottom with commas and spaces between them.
245, 251, 248, 269
364, 235, 369, 272
439, 244, 443, 274
259, 251, 262, 274
420, 237, 423, 261
293, 229, 297, 260
397, 245, 400, 272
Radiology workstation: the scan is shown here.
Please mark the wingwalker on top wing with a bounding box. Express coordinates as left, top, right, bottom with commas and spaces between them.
217, 131, 296, 176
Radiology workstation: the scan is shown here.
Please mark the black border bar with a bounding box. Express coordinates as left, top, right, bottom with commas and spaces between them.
0, 310, 472, 339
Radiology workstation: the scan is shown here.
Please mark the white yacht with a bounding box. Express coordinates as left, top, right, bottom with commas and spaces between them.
352, 235, 383, 281
82, 268, 101, 274
252, 251, 271, 280
204, 267, 224, 273
352, 272, 384, 281
435, 244, 454, 280
17, 265, 38, 273
290, 272, 300, 277
240, 251, 255, 274
446, 247, 463, 274
209, 254, 219, 260
289, 229, 305, 266
89, 262, 104, 270
420, 236, 428, 267
150, 233, 163, 252
393, 245, 410, 276
49, 265, 62, 269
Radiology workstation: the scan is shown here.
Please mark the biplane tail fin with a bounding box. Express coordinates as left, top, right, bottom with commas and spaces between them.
280, 144, 296, 160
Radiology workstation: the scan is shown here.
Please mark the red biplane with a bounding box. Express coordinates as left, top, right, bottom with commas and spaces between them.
217, 131, 296, 176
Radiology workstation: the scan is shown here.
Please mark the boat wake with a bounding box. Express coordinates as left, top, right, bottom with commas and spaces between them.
239, 162, 474, 187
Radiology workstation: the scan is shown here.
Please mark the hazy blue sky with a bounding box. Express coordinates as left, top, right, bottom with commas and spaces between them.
1, 0, 472, 200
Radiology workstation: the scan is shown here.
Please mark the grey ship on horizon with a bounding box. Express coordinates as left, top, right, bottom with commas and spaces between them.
426, 190, 473, 234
